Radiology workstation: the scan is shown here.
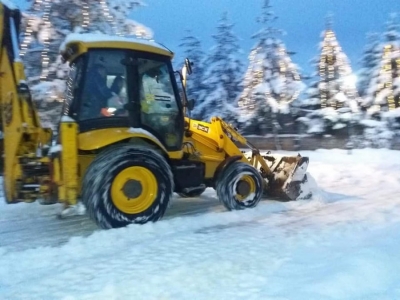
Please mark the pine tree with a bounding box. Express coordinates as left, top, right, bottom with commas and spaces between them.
178, 30, 207, 120
22, 0, 151, 82
318, 21, 359, 111
367, 13, 400, 113
296, 17, 360, 135
195, 12, 244, 124
237, 0, 303, 135
20, 0, 152, 128
357, 32, 381, 101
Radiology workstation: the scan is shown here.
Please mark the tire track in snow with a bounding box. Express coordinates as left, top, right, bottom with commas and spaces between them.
0, 194, 224, 251
1, 182, 399, 253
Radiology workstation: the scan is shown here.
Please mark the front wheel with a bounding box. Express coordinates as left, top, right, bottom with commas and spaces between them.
216, 162, 264, 210
82, 145, 174, 229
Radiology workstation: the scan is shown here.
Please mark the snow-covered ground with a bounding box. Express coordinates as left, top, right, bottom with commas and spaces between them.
1, 148, 400, 300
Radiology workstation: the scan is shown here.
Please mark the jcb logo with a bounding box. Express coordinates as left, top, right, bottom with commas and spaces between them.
197, 124, 209, 133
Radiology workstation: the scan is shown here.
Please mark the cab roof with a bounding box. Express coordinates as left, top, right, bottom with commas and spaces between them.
60, 33, 174, 63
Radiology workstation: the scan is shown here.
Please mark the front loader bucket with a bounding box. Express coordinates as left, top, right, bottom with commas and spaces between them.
265, 155, 311, 201
243, 151, 312, 201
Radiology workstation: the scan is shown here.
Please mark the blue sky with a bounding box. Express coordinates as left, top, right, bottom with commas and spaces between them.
14, 0, 400, 75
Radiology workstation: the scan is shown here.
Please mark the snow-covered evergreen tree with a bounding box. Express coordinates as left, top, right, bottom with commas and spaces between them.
358, 13, 400, 145
237, 0, 304, 135
357, 32, 382, 99
294, 56, 320, 112
297, 18, 361, 135
178, 30, 207, 120
366, 13, 400, 114
318, 25, 359, 111
20, 0, 153, 128
195, 12, 244, 124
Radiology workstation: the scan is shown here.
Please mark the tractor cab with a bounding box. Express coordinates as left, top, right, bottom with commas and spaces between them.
60, 34, 185, 150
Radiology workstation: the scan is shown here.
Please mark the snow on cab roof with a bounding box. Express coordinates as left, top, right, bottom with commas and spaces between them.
60, 33, 173, 56
1, 0, 18, 9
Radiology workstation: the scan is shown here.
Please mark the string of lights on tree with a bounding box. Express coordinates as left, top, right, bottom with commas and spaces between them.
318, 25, 359, 110
20, 0, 122, 81
375, 44, 400, 111
238, 42, 302, 115
238, 47, 261, 113
277, 45, 301, 102
99, 0, 121, 36
82, 0, 90, 30
20, 0, 42, 58
39, 0, 51, 80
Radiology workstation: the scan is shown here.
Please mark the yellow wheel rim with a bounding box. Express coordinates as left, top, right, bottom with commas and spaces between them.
235, 175, 256, 201
111, 166, 158, 214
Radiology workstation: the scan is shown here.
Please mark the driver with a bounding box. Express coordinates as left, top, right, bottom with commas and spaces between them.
85, 63, 121, 117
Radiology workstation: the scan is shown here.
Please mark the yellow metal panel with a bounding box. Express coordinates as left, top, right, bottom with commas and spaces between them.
1, 49, 22, 202
39, 128, 53, 146
188, 119, 221, 149
51, 156, 63, 201
59, 121, 78, 205
78, 128, 183, 159
183, 120, 226, 179
183, 118, 251, 179
12, 61, 26, 82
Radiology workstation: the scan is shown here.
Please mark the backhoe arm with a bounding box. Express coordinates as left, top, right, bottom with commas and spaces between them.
0, 2, 52, 203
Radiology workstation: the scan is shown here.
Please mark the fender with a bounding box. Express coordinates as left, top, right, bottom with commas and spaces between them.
212, 155, 243, 187
78, 127, 183, 159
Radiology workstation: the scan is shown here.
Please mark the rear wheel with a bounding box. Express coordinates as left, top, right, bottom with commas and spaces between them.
82, 145, 173, 229
216, 162, 263, 210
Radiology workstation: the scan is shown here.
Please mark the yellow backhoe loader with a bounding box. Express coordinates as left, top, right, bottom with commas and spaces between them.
0, 1, 311, 229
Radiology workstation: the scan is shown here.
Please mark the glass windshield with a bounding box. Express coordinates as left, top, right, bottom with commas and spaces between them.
138, 58, 181, 147
79, 50, 129, 120
69, 49, 183, 150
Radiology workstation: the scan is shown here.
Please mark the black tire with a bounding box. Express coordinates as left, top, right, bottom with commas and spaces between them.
216, 162, 264, 210
178, 187, 206, 198
82, 145, 174, 229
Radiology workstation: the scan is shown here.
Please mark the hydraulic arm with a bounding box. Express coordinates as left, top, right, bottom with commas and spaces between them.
0, 2, 52, 203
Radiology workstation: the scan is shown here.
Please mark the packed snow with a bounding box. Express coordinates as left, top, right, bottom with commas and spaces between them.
1, 148, 400, 299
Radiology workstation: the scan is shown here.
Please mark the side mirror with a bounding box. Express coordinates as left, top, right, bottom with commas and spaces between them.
185, 58, 193, 75
187, 99, 195, 111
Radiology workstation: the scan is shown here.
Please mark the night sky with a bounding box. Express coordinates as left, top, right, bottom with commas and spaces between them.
14, 0, 400, 75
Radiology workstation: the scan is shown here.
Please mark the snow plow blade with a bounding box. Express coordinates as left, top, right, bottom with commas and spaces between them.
243, 151, 312, 201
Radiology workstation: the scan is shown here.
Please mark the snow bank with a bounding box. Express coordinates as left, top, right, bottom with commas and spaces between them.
359, 118, 395, 148
1, 149, 400, 299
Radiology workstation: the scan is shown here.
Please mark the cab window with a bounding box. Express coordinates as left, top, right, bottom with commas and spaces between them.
138, 58, 181, 147
79, 50, 129, 121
